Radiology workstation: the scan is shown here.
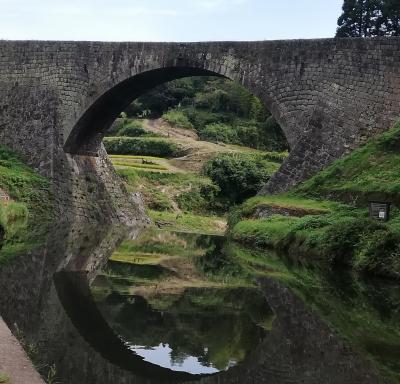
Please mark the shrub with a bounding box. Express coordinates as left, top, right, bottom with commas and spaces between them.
355, 229, 400, 278
118, 121, 148, 137
236, 125, 260, 148
321, 217, 385, 265
183, 108, 231, 131
147, 190, 174, 212
203, 153, 278, 204
176, 183, 220, 214
162, 109, 194, 129
103, 137, 183, 158
200, 123, 238, 144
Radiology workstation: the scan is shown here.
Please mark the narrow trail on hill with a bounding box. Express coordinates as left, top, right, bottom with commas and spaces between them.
142, 118, 263, 172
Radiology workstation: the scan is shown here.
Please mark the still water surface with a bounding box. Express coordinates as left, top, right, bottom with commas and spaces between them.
0, 223, 399, 384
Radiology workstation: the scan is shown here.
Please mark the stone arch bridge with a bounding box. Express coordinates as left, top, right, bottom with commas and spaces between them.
1, 38, 400, 222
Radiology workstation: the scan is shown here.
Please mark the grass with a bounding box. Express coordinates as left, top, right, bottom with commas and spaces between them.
110, 154, 170, 171
295, 121, 400, 204
162, 109, 194, 130
238, 194, 342, 217
0, 202, 28, 235
0, 373, 11, 384
231, 216, 300, 249
230, 122, 400, 280
149, 210, 226, 235
0, 145, 53, 264
110, 252, 165, 265
109, 154, 164, 161
109, 230, 208, 267
112, 161, 168, 171
104, 136, 183, 158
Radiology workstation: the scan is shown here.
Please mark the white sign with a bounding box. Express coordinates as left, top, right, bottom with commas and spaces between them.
379, 211, 386, 219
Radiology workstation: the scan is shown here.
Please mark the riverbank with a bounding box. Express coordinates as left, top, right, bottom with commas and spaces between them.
230, 122, 400, 280
0, 146, 52, 265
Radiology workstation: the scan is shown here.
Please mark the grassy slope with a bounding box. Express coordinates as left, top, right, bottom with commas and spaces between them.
295, 122, 400, 203
108, 119, 283, 234
0, 146, 52, 264
231, 123, 400, 280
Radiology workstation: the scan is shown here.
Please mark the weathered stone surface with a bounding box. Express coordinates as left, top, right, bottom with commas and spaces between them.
1, 38, 400, 218
0, 317, 45, 384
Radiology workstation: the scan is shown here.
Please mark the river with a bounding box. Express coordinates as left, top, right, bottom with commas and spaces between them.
0, 222, 399, 383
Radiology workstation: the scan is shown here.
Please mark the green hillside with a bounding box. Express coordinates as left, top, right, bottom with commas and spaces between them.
0, 146, 52, 264
230, 123, 400, 280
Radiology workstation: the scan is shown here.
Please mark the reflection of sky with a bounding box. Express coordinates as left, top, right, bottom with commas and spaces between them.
126, 342, 223, 374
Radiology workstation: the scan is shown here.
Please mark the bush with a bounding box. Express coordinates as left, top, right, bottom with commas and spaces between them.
236, 125, 260, 148
162, 109, 194, 129
355, 229, 400, 278
118, 121, 148, 137
183, 108, 231, 131
176, 183, 220, 214
200, 123, 238, 144
321, 217, 385, 265
0, 201, 28, 238
203, 153, 278, 204
147, 190, 174, 212
103, 137, 183, 158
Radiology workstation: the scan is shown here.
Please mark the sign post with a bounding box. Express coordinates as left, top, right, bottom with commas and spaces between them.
369, 202, 391, 222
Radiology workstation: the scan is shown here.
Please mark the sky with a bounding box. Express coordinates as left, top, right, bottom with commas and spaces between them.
0, 0, 344, 42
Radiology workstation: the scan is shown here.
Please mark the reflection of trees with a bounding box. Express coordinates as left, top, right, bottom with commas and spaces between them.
96, 287, 273, 370
196, 238, 250, 282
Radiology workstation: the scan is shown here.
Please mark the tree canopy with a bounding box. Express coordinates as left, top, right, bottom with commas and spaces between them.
336, 0, 400, 37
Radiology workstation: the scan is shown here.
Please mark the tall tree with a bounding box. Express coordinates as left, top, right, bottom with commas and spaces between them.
382, 0, 400, 36
336, 0, 400, 37
336, 0, 383, 37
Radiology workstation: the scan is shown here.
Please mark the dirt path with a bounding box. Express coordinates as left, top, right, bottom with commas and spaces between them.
0, 317, 44, 384
143, 118, 263, 172
144, 118, 199, 140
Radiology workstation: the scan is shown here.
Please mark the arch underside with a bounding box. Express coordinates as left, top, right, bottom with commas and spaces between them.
64, 67, 228, 155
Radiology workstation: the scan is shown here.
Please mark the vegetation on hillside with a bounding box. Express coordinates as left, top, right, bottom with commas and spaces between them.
230, 123, 400, 280
103, 137, 184, 157
110, 149, 283, 233
122, 76, 288, 152
0, 145, 52, 264
295, 122, 400, 204
204, 152, 281, 205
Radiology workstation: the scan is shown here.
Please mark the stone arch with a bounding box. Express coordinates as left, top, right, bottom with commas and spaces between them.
63, 65, 289, 156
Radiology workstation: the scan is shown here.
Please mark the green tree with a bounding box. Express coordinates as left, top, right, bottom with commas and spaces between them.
336, 0, 400, 37
203, 153, 275, 204
381, 0, 400, 36
336, 0, 383, 37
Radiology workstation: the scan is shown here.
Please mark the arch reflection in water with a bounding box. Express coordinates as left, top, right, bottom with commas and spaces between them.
89, 229, 274, 375
46, 224, 398, 384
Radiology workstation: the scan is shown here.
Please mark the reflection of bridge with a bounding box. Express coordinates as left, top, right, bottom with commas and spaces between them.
0, 220, 393, 383
1, 39, 400, 220
54, 271, 393, 384
54, 270, 204, 382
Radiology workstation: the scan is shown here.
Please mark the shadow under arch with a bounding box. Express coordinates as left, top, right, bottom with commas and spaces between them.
63, 65, 287, 156
54, 270, 214, 382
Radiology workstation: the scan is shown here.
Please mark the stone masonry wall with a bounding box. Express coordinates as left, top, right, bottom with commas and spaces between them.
1, 38, 400, 219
